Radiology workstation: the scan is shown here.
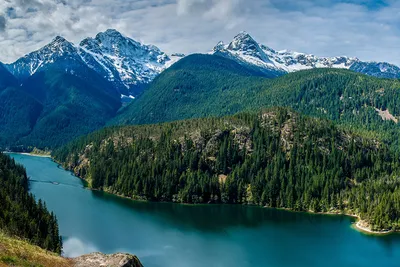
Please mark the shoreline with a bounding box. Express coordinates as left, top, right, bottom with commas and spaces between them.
352, 219, 395, 235
91, 184, 400, 236
3, 152, 51, 158
271, 207, 398, 235
11, 152, 399, 236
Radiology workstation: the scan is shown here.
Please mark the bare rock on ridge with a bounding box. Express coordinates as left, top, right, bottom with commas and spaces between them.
73, 252, 143, 267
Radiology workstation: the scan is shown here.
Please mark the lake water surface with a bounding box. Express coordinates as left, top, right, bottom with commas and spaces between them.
10, 153, 400, 267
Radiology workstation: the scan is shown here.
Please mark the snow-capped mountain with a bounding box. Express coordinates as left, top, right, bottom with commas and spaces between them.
5, 36, 81, 80
213, 32, 400, 79
78, 29, 182, 96
6, 29, 184, 97
6, 30, 400, 100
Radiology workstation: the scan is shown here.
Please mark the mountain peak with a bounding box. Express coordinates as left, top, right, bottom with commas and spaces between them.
235, 31, 252, 39
76, 29, 179, 96
97, 29, 126, 40
225, 31, 272, 64
4, 34, 80, 79
45, 35, 72, 47
228, 31, 259, 51
94, 29, 143, 54
95, 29, 136, 44
213, 41, 225, 52
52, 35, 67, 43
105, 28, 122, 35
45, 35, 75, 53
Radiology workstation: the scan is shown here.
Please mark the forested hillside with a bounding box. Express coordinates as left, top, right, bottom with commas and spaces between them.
54, 108, 400, 231
0, 153, 62, 253
113, 54, 400, 149
0, 65, 42, 146
0, 57, 121, 150
17, 63, 121, 148
3, 54, 400, 151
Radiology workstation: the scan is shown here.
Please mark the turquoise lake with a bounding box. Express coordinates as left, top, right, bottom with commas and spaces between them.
9, 153, 400, 267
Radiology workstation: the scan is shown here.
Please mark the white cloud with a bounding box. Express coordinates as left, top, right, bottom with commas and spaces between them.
0, 0, 399, 65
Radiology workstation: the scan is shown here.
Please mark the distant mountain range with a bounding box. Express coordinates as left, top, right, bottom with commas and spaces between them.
213, 31, 400, 79
1, 29, 400, 149
4, 30, 400, 100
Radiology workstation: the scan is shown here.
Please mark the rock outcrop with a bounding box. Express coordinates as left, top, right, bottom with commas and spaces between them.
73, 252, 143, 267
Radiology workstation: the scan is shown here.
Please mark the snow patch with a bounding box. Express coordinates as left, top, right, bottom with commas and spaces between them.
121, 94, 135, 100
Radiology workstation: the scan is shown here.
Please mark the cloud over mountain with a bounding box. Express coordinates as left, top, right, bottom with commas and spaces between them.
0, 0, 399, 64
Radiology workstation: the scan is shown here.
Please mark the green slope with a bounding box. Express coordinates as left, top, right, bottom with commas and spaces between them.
111, 54, 267, 125
18, 67, 121, 148
0, 232, 71, 267
1, 59, 122, 149
112, 54, 400, 148
0, 63, 18, 92
0, 65, 43, 147
0, 87, 43, 146
0, 153, 62, 253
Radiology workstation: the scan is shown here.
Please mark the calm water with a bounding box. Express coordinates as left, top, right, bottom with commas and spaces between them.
9, 153, 400, 267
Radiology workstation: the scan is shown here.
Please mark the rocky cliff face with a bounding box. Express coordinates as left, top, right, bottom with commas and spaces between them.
73, 252, 143, 267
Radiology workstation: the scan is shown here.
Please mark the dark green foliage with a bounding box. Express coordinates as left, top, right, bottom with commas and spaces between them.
55, 108, 400, 231
0, 153, 62, 253
0, 65, 42, 147
18, 66, 121, 148
0, 87, 43, 146
0, 63, 18, 92
0, 59, 122, 149
112, 55, 400, 151
4, 54, 400, 151
111, 54, 266, 125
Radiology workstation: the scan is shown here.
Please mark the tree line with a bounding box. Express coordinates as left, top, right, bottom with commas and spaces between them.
54, 108, 400, 231
0, 153, 62, 253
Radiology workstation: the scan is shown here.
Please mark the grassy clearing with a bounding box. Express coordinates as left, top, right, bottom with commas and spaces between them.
0, 232, 72, 267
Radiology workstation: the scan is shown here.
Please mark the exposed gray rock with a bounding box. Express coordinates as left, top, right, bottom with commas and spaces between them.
73, 252, 143, 267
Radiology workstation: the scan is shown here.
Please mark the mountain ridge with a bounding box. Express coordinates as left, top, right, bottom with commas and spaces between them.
2, 30, 400, 149
112, 54, 400, 150
212, 31, 400, 79
5, 29, 184, 97
4, 29, 400, 100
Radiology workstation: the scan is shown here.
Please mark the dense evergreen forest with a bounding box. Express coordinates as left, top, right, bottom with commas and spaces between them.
0, 153, 62, 253
113, 55, 400, 145
0, 59, 121, 150
2, 54, 400, 150
54, 108, 400, 231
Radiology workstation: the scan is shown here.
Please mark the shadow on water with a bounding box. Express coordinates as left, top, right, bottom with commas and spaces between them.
91, 190, 347, 232
91, 190, 400, 250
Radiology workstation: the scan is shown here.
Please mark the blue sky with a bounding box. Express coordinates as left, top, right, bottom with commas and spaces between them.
0, 0, 399, 64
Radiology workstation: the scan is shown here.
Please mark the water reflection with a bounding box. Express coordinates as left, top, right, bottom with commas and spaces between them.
91, 189, 400, 249
91, 190, 347, 231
